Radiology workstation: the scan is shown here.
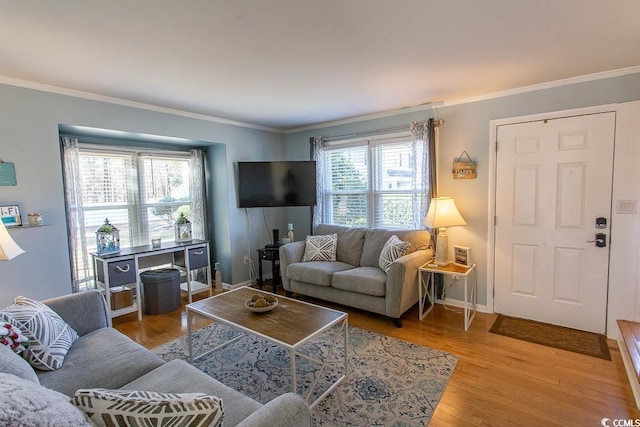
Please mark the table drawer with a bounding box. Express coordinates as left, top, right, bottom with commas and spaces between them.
97, 260, 136, 287
175, 247, 209, 270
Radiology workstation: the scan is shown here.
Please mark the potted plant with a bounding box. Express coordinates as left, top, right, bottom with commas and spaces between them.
96, 218, 120, 255
175, 212, 192, 243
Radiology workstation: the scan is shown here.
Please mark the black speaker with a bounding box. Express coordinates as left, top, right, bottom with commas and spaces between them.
272, 229, 280, 245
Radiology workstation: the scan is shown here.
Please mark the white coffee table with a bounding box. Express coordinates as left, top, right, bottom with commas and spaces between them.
186, 287, 348, 409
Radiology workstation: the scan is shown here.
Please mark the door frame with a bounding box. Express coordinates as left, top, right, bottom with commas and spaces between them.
486, 104, 618, 315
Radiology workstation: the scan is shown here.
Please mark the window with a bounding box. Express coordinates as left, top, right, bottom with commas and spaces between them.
68, 144, 202, 290
321, 135, 426, 229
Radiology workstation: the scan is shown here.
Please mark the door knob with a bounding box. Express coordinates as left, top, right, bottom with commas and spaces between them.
586, 233, 607, 247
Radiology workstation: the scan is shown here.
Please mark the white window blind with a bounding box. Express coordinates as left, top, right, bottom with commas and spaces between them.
321, 135, 425, 229
79, 148, 192, 254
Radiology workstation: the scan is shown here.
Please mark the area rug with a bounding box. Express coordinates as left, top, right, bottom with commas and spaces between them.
489, 314, 611, 360
152, 323, 458, 426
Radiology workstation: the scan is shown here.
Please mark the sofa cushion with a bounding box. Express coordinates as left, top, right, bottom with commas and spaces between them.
0, 296, 79, 371
0, 343, 39, 384
72, 388, 223, 427
379, 235, 410, 273
124, 359, 261, 427
302, 233, 337, 262
331, 267, 387, 297
316, 224, 366, 266
288, 261, 354, 287
37, 327, 165, 396
0, 373, 91, 426
361, 228, 431, 267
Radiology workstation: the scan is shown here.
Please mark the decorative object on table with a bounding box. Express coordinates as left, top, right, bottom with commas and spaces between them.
287, 223, 294, 242
0, 220, 25, 260
453, 245, 471, 267
0, 205, 21, 227
151, 238, 161, 248
245, 293, 278, 312
0, 161, 17, 186
423, 197, 467, 266
27, 213, 43, 226
214, 262, 222, 290
452, 150, 477, 179
153, 323, 458, 426
96, 218, 120, 255
175, 212, 192, 243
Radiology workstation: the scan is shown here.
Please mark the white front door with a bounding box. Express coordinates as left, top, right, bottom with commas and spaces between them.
494, 112, 615, 333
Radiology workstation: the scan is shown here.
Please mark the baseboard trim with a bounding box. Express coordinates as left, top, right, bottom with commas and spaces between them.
435, 297, 488, 313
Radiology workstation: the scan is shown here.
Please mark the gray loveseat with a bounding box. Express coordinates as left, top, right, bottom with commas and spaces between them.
279, 224, 433, 327
1, 290, 311, 426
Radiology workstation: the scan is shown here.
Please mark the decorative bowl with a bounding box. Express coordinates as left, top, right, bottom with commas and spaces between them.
245, 296, 278, 313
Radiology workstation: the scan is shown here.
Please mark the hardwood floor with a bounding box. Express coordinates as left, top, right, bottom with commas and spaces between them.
113, 289, 640, 426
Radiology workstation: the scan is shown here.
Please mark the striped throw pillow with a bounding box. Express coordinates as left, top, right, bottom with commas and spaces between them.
302, 233, 338, 262
379, 235, 410, 273
0, 296, 78, 371
72, 389, 223, 427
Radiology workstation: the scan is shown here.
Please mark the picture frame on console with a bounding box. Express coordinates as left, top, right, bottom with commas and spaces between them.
453, 245, 471, 267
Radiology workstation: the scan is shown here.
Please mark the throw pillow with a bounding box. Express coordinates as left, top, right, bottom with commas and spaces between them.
302, 233, 338, 262
379, 235, 410, 273
0, 296, 79, 371
0, 343, 39, 384
0, 373, 91, 426
1, 322, 29, 353
72, 389, 224, 427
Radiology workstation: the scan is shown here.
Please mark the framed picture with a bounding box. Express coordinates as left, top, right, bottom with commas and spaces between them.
454, 245, 471, 267
0, 205, 22, 227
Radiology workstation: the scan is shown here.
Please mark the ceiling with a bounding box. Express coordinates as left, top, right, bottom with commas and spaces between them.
1, 1, 639, 131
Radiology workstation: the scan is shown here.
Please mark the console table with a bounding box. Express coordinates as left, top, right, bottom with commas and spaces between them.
92, 239, 212, 319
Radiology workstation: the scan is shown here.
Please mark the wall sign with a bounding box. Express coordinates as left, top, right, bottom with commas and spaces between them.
452, 151, 477, 179
0, 162, 16, 186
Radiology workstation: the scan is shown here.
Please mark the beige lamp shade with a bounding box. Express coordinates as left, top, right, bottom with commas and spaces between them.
423, 197, 467, 229
423, 197, 466, 265
0, 220, 25, 260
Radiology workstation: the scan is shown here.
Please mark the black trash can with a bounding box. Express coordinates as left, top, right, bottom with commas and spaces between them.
140, 268, 181, 315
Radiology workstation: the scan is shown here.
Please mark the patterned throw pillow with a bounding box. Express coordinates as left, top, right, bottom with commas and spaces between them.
72, 389, 223, 427
302, 233, 338, 262
0, 296, 79, 371
379, 235, 410, 273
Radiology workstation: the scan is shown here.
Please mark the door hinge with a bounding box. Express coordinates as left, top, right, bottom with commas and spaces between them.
494, 216, 497, 226
495, 141, 499, 152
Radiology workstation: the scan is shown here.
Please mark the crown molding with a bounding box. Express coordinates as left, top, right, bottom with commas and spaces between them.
0, 76, 283, 134
285, 66, 640, 134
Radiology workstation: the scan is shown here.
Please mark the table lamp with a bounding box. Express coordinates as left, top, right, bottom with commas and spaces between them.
0, 220, 25, 260
423, 197, 466, 265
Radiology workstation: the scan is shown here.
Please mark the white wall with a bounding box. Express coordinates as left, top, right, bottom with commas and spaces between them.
608, 100, 640, 335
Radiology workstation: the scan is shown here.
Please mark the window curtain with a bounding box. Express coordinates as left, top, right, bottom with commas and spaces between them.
310, 136, 325, 232
61, 136, 88, 293
189, 149, 207, 240
410, 118, 437, 225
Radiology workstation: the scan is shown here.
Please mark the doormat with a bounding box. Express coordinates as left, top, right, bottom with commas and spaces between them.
489, 314, 611, 360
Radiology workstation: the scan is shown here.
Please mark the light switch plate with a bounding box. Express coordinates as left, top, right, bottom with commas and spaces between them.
616, 199, 637, 214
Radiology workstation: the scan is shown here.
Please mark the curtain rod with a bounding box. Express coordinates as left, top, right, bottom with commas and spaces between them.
322, 119, 443, 142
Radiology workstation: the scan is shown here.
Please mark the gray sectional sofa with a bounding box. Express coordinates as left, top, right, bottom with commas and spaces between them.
279, 224, 433, 327
1, 290, 311, 426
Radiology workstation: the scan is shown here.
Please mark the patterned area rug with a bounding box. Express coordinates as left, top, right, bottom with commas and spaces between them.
490, 314, 611, 360
153, 323, 458, 426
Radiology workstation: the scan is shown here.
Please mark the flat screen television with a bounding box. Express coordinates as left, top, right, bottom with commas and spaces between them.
237, 161, 317, 208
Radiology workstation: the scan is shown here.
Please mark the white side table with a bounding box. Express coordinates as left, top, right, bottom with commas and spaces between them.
418, 262, 477, 330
